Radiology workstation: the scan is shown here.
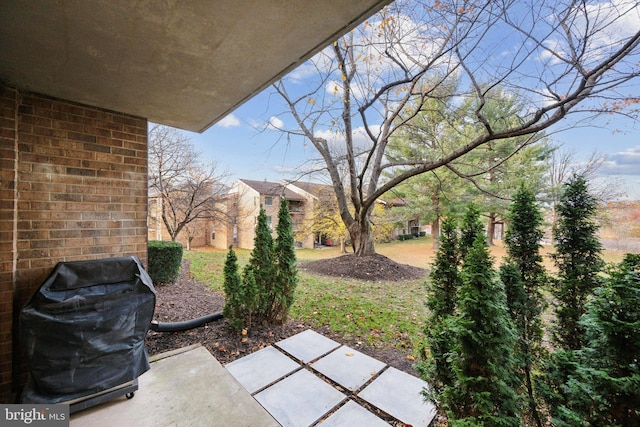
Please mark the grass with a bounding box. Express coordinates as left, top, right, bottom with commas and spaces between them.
184, 236, 630, 358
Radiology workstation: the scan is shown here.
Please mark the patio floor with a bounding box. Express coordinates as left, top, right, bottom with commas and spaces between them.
70, 330, 437, 427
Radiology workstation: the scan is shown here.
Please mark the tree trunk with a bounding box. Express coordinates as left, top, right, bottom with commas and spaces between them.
350, 220, 376, 256
339, 237, 346, 254
431, 216, 441, 249
487, 212, 496, 246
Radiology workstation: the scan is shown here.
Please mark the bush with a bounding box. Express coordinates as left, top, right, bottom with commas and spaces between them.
147, 240, 183, 284
223, 201, 298, 329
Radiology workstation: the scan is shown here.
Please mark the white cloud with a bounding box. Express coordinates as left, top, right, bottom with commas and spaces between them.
599, 145, 640, 175
217, 114, 240, 128
314, 125, 381, 151
267, 116, 284, 130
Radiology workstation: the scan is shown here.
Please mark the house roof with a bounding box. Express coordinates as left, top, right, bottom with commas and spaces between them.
239, 179, 305, 202
0, 0, 391, 133
288, 182, 335, 200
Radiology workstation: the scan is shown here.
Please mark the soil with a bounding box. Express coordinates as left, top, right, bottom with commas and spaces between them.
145, 256, 427, 376
299, 253, 427, 282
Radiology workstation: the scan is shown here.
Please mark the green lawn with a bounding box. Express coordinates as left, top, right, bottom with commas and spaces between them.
184, 237, 630, 358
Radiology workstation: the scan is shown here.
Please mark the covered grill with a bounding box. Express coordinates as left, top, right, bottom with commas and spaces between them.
20, 256, 156, 412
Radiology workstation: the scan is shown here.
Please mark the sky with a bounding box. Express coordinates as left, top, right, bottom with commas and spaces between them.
182, 1, 640, 200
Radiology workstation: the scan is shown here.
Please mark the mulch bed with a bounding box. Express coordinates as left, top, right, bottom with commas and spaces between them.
145, 258, 422, 375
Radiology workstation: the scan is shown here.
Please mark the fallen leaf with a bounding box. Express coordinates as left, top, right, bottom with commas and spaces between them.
241, 328, 247, 336
345, 353, 354, 357
407, 355, 416, 361
241, 337, 248, 343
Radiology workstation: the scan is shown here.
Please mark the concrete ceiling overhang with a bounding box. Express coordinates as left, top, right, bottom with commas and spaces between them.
0, 0, 391, 132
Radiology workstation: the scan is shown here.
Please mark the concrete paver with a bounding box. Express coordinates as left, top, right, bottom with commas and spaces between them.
254, 369, 346, 427
225, 346, 300, 393
311, 345, 386, 391
317, 401, 391, 427
274, 329, 340, 363
71, 345, 279, 427
358, 367, 437, 427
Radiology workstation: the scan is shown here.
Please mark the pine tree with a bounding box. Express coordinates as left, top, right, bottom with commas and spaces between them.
500, 184, 547, 427
271, 197, 298, 323
552, 174, 604, 350
441, 233, 520, 426
418, 217, 462, 400
247, 206, 275, 321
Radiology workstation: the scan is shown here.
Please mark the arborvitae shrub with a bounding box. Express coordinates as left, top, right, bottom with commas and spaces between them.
552, 174, 604, 350
443, 233, 520, 426
223, 246, 248, 330
147, 240, 183, 284
248, 206, 275, 319
501, 184, 547, 427
224, 201, 298, 329
459, 203, 484, 260
578, 254, 640, 425
419, 217, 461, 399
270, 198, 298, 323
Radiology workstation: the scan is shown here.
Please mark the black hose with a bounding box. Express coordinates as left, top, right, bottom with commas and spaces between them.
150, 312, 224, 332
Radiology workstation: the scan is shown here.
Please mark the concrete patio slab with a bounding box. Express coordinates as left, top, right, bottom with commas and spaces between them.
225, 346, 300, 394
70, 345, 279, 427
311, 345, 386, 391
317, 401, 391, 427
274, 329, 340, 363
254, 369, 346, 427
358, 367, 437, 427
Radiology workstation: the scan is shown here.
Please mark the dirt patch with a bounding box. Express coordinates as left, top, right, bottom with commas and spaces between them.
145, 258, 419, 375
299, 253, 427, 282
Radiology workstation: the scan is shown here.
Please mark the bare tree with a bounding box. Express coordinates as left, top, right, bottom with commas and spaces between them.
546, 145, 626, 231
272, 0, 640, 256
148, 124, 230, 244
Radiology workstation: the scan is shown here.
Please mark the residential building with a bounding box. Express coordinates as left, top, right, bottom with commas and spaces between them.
211, 179, 315, 250
147, 192, 213, 249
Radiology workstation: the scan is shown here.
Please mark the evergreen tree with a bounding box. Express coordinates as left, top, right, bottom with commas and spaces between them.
270, 197, 298, 323
542, 175, 605, 425
578, 254, 640, 425
459, 204, 484, 260
418, 217, 462, 400
222, 246, 243, 329
441, 233, 520, 426
222, 246, 258, 330
552, 174, 604, 350
247, 206, 275, 321
500, 184, 547, 427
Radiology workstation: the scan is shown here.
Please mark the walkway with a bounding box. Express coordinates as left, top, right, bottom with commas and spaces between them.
70, 330, 437, 426
226, 329, 437, 426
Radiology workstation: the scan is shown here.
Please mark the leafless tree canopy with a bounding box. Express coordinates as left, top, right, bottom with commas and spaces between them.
272, 0, 640, 256
148, 124, 230, 242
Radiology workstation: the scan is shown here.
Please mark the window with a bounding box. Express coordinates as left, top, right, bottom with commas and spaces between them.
211, 231, 215, 240
267, 216, 272, 230
265, 196, 273, 206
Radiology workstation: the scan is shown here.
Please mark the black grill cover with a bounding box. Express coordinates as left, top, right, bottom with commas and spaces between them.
20, 256, 156, 403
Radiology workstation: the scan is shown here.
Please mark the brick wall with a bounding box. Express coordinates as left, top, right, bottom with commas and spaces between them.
0, 87, 18, 403
0, 85, 148, 401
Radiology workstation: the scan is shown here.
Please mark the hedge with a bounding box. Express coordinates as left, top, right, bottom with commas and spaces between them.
147, 240, 183, 284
